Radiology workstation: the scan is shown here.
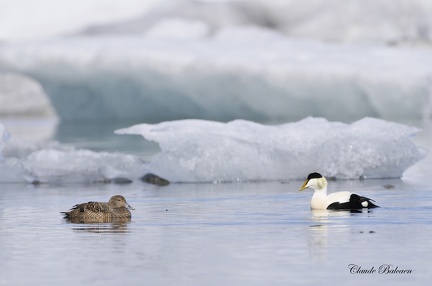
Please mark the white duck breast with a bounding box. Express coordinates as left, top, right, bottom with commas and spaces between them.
299, 172, 379, 210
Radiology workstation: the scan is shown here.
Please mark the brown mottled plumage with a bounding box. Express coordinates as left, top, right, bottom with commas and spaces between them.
61, 195, 134, 222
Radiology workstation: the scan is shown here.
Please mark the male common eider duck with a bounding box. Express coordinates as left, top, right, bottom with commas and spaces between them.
299, 172, 379, 210
61, 195, 134, 221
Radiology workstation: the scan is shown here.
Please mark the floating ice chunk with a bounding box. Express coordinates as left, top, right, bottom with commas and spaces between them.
0, 117, 425, 184
0, 119, 148, 184
20, 149, 145, 184
116, 117, 426, 182
0, 123, 10, 160
0, 139, 147, 184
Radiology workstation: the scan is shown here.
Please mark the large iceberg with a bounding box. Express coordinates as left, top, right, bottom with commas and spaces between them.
116, 117, 425, 182
1, 33, 432, 122
1, 1, 432, 122
0, 118, 425, 183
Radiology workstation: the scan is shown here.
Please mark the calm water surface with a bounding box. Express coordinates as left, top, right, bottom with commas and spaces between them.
1, 180, 431, 286
1, 118, 431, 285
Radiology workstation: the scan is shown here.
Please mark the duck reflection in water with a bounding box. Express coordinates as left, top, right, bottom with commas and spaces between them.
69, 219, 131, 233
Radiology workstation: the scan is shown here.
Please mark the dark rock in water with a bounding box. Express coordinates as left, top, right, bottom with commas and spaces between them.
109, 177, 133, 185
141, 173, 170, 186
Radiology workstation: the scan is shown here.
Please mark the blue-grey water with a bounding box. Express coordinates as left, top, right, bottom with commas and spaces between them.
0, 119, 431, 285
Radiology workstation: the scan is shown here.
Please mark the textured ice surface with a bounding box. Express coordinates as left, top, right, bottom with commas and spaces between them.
0, 147, 145, 184
20, 149, 145, 184
0, 117, 425, 184
116, 117, 426, 182
0, 123, 145, 184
